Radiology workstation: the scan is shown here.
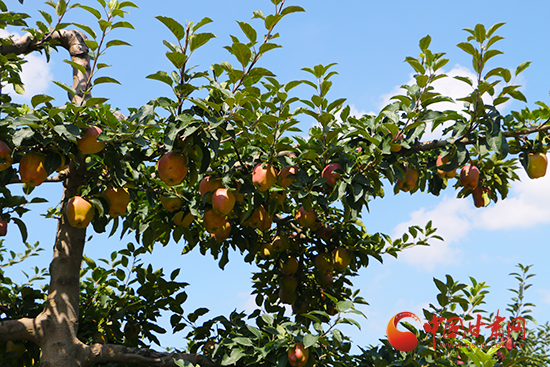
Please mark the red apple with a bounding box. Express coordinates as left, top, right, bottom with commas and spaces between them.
157, 152, 188, 186
322, 162, 342, 187
526, 152, 547, 179
396, 166, 418, 192
436, 154, 456, 178
472, 186, 489, 208
278, 165, 298, 188
460, 164, 479, 189
199, 176, 223, 202
211, 220, 231, 242
252, 163, 277, 192
66, 196, 95, 228
174, 211, 194, 227
204, 209, 226, 234
78, 126, 105, 155
295, 206, 316, 228
390, 132, 404, 152
0, 218, 7, 236
103, 187, 130, 217
317, 225, 333, 241
288, 342, 309, 367
19, 152, 48, 186
212, 188, 236, 216
0, 140, 13, 171
160, 195, 183, 212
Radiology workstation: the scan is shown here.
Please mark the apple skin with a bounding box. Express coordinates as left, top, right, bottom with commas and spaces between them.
504, 337, 514, 351
0, 140, 13, 171
66, 196, 95, 228
211, 221, 231, 242
157, 152, 188, 186
252, 163, 277, 192
244, 205, 272, 231
332, 248, 351, 270
396, 166, 418, 192
526, 152, 547, 179
460, 164, 479, 189
103, 187, 130, 217
272, 235, 290, 252
436, 154, 456, 178
390, 132, 404, 152
19, 152, 49, 186
260, 242, 274, 259
321, 162, 342, 187
315, 253, 333, 274
472, 186, 488, 208
199, 176, 223, 202
203, 209, 226, 234
78, 126, 105, 155
271, 190, 286, 206
317, 225, 333, 241
278, 165, 298, 188
295, 206, 316, 228
280, 257, 299, 275
174, 211, 194, 227
288, 342, 309, 367
0, 218, 7, 236
160, 195, 183, 212
212, 188, 236, 216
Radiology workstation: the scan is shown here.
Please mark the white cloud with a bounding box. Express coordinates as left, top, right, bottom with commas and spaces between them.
0, 29, 53, 103
393, 166, 550, 271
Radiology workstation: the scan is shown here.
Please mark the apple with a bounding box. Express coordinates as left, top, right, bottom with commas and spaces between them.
292, 299, 308, 315
332, 248, 351, 270
295, 206, 316, 228
66, 196, 95, 228
272, 235, 290, 252
199, 176, 223, 202
281, 257, 299, 275
174, 211, 194, 227
124, 321, 141, 340
436, 154, 456, 178
0, 140, 13, 171
212, 220, 231, 242
278, 165, 298, 188
472, 186, 489, 208
202, 341, 216, 353
212, 188, 236, 216
288, 342, 309, 367
0, 218, 7, 236
317, 271, 334, 286
504, 337, 514, 351
271, 190, 286, 206
278, 287, 297, 304
315, 253, 333, 274
203, 209, 226, 234
317, 225, 333, 241
234, 182, 245, 203
160, 195, 182, 212
460, 164, 479, 189
322, 162, 342, 187
526, 152, 547, 179
280, 275, 298, 293
244, 205, 272, 231
157, 152, 188, 186
260, 242, 274, 259
396, 166, 418, 192
390, 132, 404, 152
78, 126, 105, 155
103, 187, 130, 217
19, 152, 48, 186
252, 162, 277, 192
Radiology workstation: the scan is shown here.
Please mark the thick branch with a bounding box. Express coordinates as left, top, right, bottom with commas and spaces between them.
0, 29, 91, 103
0, 318, 38, 343
85, 344, 218, 367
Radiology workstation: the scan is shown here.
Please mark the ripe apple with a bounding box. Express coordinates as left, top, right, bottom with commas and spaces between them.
271, 190, 286, 206
526, 152, 547, 179
78, 126, 105, 155
0, 218, 7, 236
390, 132, 404, 152
260, 242, 274, 259
174, 211, 195, 227
0, 140, 13, 171
292, 299, 308, 315
204, 209, 227, 234
332, 248, 351, 270
157, 152, 188, 186
317, 225, 333, 241
280, 275, 298, 293
322, 162, 342, 187
460, 164, 479, 189
234, 182, 245, 203
272, 235, 290, 252
212, 188, 236, 216
315, 253, 333, 274
396, 166, 418, 192
199, 176, 223, 202
160, 195, 183, 212
288, 342, 309, 367
103, 187, 130, 217
295, 206, 316, 228
19, 152, 48, 186
278, 287, 297, 304
244, 205, 272, 231
202, 341, 216, 353
436, 154, 456, 178
212, 220, 231, 242
124, 321, 141, 340
281, 257, 299, 275
278, 165, 298, 188
317, 271, 334, 286
504, 337, 514, 351
252, 163, 277, 192
66, 196, 95, 228
472, 186, 489, 208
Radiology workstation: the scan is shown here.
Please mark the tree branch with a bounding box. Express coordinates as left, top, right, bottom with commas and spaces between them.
85, 344, 218, 367
0, 318, 38, 343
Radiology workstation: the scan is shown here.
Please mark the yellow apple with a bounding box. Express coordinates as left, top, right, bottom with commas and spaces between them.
396, 166, 418, 192
252, 162, 277, 191
295, 206, 316, 228
78, 126, 105, 155
157, 152, 188, 186
526, 152, 547, 179
19, 152, 48, 186
103, 187, 130, 217
65, 196, 95, 228
0, 140, 13, 171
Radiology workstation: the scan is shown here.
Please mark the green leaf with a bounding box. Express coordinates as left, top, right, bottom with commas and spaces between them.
457, 42, 477, 56
106, 39, 131, 48
56, 0, 67, 16
281, 5, 305, 16
474, 23, 486, 43
94, 76, 121, 85
237, 21, 257, 44
486, 22, 506, 38
302, 334, 318, 349
85, 39, 98, 51
72, 3, 101, 19
85, 97, 109, 106
336, 300, 353, 312
111, 21, 134, 30
119, 1, 138, 8
193, 17, 213, 32
146, 71, 173, 86
419, 34, 431, 51
166, 52, 187, 69
189, 32, 216, 52
222, 348, 244, 365
63, 59, 88, 75
515, 61, 531, 76
231, 42, 251, 68
13, 83, 24, 95
31, 94, 55, 108
233, 337, 253, 347
156, 16, 185, 41
11, 217, 28, 242
52, 80, 76, 97
71, 22, 96, 38
39, 10, 53, 24
258, 43, 281, 55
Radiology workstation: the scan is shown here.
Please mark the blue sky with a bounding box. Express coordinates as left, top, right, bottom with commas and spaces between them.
3, 0, 550, 351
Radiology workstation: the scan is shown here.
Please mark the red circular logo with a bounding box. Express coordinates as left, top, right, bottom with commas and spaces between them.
387, 312, 421, 352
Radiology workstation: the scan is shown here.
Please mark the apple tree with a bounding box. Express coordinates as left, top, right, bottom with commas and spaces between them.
0, 0, 549, 366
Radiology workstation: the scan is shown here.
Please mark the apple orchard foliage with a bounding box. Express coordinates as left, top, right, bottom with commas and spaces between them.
0, 0, 549, 366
